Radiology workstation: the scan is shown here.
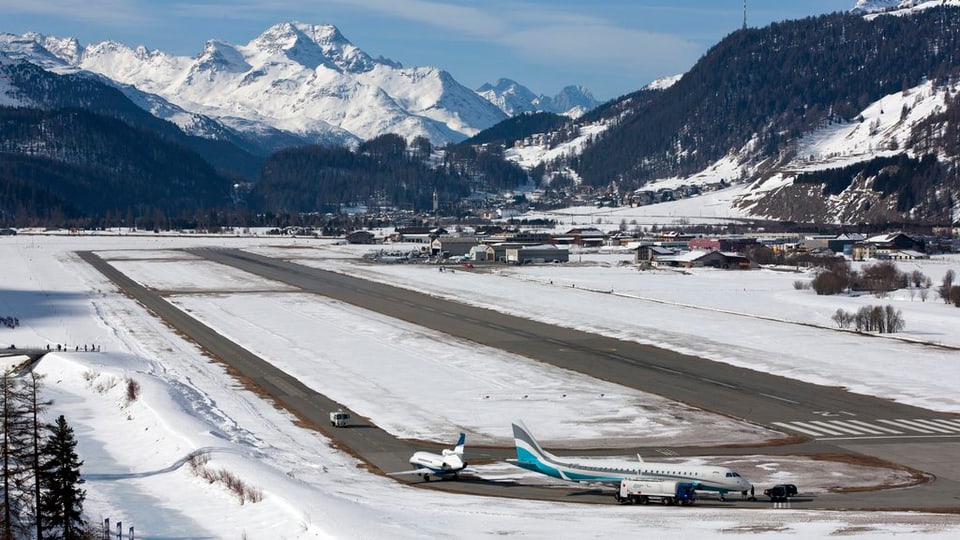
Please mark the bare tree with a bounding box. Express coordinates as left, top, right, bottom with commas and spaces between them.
852, 305, 905, 333
812, 271, 845, 295
854, 307, 870, 332
831, 308, 854, 328
860, 261, 903, 297
940, 270, 956, 304
872, 305, 886, 333
950, 285, 960, 307
885, 305, 905, 332
910, 269, 926, 288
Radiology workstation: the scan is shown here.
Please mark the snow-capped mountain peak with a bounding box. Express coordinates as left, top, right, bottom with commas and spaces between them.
20, 22, 505, 145
248, 22, 336, 71
195, 40, 250, 74
0, 32, 73, 70
477, 78, 599, 118
851, 0, 906, 12
643, 74, 683, 91
851, 0, 960, 13
247, 21, 378, 73
476, 78, 541, 115
551, 85, 597, 117
40, 35, 81, 65
2, 22, 603, 148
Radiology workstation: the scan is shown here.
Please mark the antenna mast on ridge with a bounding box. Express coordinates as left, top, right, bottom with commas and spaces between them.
743, 0, 747, 30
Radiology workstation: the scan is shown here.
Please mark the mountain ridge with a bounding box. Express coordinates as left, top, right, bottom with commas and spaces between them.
0, 23, 519, 146
475, 78, 598, 118
478, 5, 960, 225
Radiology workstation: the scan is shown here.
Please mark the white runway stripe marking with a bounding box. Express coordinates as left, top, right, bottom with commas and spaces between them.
790, 421, 847, 436
924, 418, 960, 430
843, 420, 901, 434
772, 418, 960, 438
876, 419, 937, 434
828, 420, 887, 435
772, 422, 827, 437
907, 419, 956, 433
807, 420, 865, 435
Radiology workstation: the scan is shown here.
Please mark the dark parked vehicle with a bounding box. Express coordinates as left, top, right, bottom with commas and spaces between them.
764, 484, 798, 502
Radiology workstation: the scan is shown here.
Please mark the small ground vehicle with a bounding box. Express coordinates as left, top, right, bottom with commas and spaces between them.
764, 483, 798, 502
615, 479, 698, 505
329, 409, 351, 427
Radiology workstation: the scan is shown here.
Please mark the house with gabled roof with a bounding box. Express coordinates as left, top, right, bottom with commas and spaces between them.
631, 243, 677, 264
853, 232, 926, 260
505, 244, 569, 264
345, 230, 376, 244
557, 227, 606, 247
653, 250, 751, 269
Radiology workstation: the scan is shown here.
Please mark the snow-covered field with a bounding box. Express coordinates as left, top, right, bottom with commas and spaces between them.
277, 243, 960, 415
2, 231, 960, 538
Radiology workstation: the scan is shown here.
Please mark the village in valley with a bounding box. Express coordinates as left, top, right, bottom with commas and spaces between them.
361, 221, 953, 270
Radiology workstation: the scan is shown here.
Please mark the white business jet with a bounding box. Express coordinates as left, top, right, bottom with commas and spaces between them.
389, 433, 469, 481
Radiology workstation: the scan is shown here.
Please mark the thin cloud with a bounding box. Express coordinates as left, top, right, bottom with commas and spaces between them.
312, 0, 701, 72
0, 0, 145, 25
167, 0, 700, 70
323, 0, 507, 37
503, 24, 700, 74
169, 0, 505, 36
165, 0, 702, 95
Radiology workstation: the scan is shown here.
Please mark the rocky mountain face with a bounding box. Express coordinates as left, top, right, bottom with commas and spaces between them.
476, 78, 599, 118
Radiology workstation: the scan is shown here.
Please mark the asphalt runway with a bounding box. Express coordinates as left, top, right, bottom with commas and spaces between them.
79, 249, 960, 510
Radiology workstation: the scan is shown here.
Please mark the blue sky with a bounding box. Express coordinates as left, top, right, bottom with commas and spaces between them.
3, 0, 854, 100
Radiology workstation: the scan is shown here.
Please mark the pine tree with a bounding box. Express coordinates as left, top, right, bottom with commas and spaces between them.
1, 371, 33, 540
38, 415, 85, 540
26, 373, 52, 540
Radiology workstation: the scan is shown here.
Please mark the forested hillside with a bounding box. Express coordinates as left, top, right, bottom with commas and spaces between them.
252, 134, 472, 213
2, 61, 264, 178
573, 8, 960, 188
459, 112, 569, 148
0, 107, 234, 226
5, 7, 960, 227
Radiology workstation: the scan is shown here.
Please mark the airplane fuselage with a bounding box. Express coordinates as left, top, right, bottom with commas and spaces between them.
511, 421, 751, 494
410, 450, 465, 475
511, 457, 749, 493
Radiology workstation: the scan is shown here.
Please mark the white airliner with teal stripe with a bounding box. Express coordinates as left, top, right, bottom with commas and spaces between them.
510, 421, 751, 495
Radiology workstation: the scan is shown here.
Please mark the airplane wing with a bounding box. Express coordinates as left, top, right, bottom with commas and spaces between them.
388, 467, 474, 477
387, 469, 432, 476
557, 469, 622, 485
576, 477, 625, 485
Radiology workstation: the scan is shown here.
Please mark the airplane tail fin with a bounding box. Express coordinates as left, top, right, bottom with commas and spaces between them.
512, 420, 553, 464
443, 433, 466, 457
